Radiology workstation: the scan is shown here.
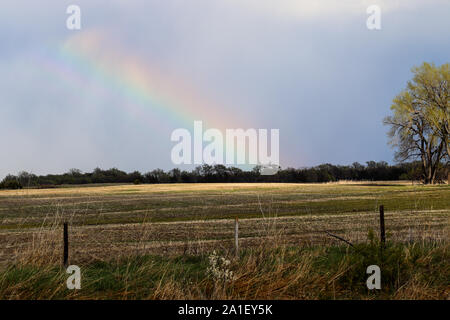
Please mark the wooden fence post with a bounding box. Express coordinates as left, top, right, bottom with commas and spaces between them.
234, 217, 239, 257
379, 205, 385, 248
63, 222, 69, 267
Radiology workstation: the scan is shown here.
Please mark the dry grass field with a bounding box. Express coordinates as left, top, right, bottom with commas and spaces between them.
0, 182, 448, 299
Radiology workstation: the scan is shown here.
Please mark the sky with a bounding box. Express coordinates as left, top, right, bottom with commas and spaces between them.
1, 0, 449, 179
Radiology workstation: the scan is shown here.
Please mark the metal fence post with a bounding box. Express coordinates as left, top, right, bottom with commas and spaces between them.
379, 205, 385, 248
63, 222, 69, 267
235, 217, 239, 257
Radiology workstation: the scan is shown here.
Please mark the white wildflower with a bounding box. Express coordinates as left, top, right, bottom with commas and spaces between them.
206, 251, 236, 282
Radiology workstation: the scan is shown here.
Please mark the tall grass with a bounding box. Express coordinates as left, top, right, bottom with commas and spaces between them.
1, 242, 448, 300
0, 189, 448, 300
0, 210, 448, 300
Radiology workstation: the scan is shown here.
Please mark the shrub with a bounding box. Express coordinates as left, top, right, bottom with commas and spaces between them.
0, 177, 22, 189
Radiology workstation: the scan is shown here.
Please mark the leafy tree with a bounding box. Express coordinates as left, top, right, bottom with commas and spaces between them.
169, 168, 181, 183
68, 168, 82, 176
0, 175, 22, 189
384, 62, 449, 184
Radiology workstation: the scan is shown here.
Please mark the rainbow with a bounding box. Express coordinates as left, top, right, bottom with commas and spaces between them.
51, 30, 239, 131
34, 30, 287, 167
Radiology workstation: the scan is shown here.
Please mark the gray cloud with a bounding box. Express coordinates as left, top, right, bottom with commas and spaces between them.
1, 1, 449, 178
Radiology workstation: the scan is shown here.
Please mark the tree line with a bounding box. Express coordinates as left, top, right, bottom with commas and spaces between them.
1, 62, 446, 190
1, 161, 447, 189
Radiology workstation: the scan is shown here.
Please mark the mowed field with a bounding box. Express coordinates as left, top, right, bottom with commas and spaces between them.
0, 182, 448, 266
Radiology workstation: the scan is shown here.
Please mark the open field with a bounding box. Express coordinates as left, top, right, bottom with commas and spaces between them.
0, 182, 449, 299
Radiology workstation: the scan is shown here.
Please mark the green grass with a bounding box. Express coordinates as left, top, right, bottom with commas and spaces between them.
1, 242, 448, 299
0, 182, 448, 299
0, 183, 449, 229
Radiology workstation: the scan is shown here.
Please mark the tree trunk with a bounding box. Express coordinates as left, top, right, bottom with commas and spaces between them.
431, 167, 437, 184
